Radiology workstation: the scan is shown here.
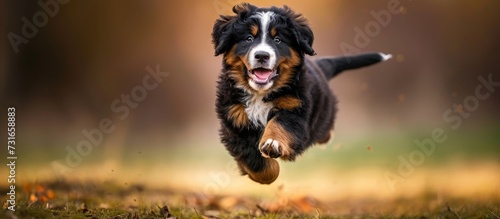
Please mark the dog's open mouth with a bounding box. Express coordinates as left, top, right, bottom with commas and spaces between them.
248, 68, 278, 85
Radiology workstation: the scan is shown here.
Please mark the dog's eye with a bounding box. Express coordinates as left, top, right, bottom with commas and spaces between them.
246, 35, 254, 43
274, 37, 281, 44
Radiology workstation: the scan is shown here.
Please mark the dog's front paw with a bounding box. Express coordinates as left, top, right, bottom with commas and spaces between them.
259, 138, 283, 158
259, 118, 295, 160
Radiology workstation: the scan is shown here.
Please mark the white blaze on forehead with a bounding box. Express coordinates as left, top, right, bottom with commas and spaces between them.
249, 11, 276, 71
256, 11, 274, 40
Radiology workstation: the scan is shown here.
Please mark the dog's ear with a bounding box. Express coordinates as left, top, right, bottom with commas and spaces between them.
212, 3, 257, 56
283, 5, 316, 56
293, 25, 315, 56
212, 15, 236, 56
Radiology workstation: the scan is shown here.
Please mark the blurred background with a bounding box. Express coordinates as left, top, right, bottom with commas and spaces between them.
1, 0, 499, 204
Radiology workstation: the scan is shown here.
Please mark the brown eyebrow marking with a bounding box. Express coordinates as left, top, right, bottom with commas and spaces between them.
251, 25, 258, 36
270, 27, 277, 37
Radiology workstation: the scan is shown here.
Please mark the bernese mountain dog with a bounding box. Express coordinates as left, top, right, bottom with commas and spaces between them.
212, 3, 391, 184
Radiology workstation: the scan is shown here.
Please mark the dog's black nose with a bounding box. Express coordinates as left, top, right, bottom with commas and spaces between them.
255, 51, 270, 63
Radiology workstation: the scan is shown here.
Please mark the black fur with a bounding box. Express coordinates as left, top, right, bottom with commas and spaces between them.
212, 3, 390, 184
316, 52, 388, 79
212, 4, 314, 56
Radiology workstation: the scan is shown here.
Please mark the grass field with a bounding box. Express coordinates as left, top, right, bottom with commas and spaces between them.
5, 183, 500, 218
4, 179, 500, 219
3, 127, 499, 218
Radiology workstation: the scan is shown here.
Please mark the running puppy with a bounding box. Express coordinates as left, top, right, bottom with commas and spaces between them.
212, 3, 391, 184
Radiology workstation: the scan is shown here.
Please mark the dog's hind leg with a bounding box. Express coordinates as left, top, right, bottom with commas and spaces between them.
236, 157, 279, 184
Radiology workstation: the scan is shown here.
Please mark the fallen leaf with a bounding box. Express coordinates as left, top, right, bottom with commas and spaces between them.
290, 196, 317, 212
202, 215, 221, 219
218, 196, 239, 210
46, 190, 55, 199
99, 203, 110, 209
29, 193, 38, 203
202, 209, 222, 218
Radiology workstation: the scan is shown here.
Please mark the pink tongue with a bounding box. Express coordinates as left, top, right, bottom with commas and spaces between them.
253, 69, 272, 81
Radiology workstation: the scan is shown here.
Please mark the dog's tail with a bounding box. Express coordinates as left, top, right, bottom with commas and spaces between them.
315, 52, 392, 79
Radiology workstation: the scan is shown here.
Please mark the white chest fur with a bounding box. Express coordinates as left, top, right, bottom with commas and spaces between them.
244, 94, 273, 127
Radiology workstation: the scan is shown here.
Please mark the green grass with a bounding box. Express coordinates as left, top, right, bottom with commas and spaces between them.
7, 127, 500, 218
6, 192, 500, 218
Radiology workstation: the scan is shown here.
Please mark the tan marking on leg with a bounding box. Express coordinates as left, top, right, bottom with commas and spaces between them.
260, 118, 294, 160
238, 159, 280, 184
